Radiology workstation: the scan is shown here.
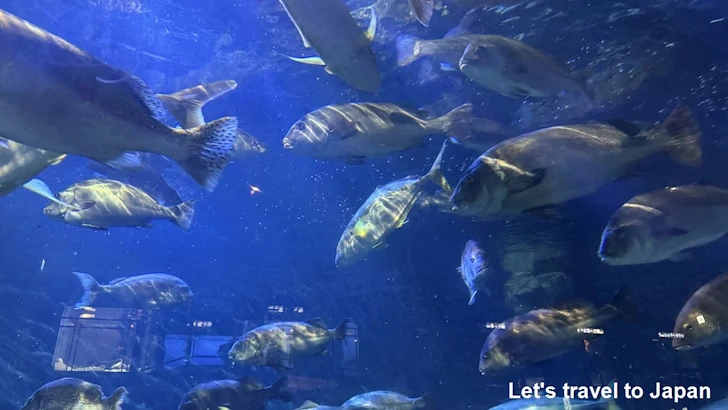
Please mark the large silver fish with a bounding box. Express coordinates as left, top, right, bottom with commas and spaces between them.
72, 271, 193, 309
0, 9, 238, 191
21, 378, 127, 410
673, 272, 728, 351
43, 179, 196, 231
278, 0, 380, 91
599, 186, 728, 265
336, 142, 450, 267
480, 289, 636, 374
342, 391, 428, 410
283, 103, 471, 164
451, 106, 702, 218
228, 318, 351, 369
397, 34, 591, 106
0, 140, 65, 195
157, 80, 268, 160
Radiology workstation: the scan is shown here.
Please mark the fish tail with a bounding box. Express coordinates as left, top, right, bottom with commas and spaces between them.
655, 105, 702, 167
171, 117, 238, 191
333, 317, 353, 341
396, 35, 423, 66
105, 386, 128, 410
169, 199, 196, 232
157, 80, 238, 129
436, 103, 474, 143
604, 287, 640, 323
414, 392, 430, 408
72, 271, 103, 309
408, 0, 434, 26
423, 141, 452, 192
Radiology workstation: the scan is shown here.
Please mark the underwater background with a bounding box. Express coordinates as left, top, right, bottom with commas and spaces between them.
2, 0, 728, 409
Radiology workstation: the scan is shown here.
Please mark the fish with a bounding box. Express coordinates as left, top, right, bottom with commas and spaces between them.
672, 272, 728, 351
42, 178, 196, 231
0, 9, 238, 191
228, 318, 351, 369
479, 288, 637, 374
335, 142, 451, 267
295, 400, 341, 410
599, 185, 728, 265
21, 377, 127, 410
408, 0, 435, 26
458, 35, 592, 105
283, 103, 472, 164
450, 105, 702, 218
490, 397, 620, 410
397, 34, 591, 105
178, 376, 292, 410
0, 140, 66, 195
157, 80, 268, 160
278, 0, 380, 91
459, 240, 491, 305
397, 34, 482, 70
342, 391, 428, 410
72, 271, 193, 309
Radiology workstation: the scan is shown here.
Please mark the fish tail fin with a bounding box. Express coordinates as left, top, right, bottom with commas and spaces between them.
72, 271, 103, 309
157, 80, 238, 129
169, 200, 196, 232
333, 317, 353, 341
408, 0, 434, 26
106, 386, 128, 410
269, 376, 293, 402
423, 141, 452, 192
657, 105, 702, 167
434, 103, 474, 143
171, 117, 238, 191
397, 35, 423, 66
414, 392, 430, 408
605, 287, 639, 323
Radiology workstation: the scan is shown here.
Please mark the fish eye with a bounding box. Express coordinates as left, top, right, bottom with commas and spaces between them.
686, 324, 694, 330
465, 176, 475, 184
295, 122, 306, 131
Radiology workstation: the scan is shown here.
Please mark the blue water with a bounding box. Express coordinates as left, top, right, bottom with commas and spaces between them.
3, 0, 728, 409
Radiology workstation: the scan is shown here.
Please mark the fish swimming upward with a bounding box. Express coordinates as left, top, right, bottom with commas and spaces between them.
0, 9, 238, 191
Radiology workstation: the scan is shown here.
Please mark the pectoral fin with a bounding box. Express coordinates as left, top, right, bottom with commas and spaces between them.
285, 55, 326, 66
